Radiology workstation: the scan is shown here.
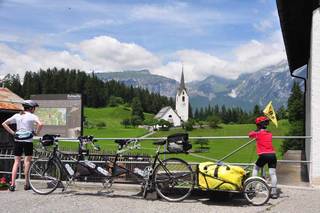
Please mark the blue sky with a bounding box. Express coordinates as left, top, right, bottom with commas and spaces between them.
0, 0, 286, 81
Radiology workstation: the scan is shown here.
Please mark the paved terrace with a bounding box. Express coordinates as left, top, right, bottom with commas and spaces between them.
1, 181, 320, 213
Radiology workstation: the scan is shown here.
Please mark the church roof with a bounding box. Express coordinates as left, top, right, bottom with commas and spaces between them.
177, 69, 187, 95
155, 106, 173, 119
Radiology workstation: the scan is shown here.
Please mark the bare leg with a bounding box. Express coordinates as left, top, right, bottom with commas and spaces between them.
11, 156, 21, 186
24, 156, 32, 186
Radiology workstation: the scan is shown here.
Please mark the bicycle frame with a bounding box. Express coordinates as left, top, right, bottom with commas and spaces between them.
42, 143, 107, 182
105, 142, 188, 187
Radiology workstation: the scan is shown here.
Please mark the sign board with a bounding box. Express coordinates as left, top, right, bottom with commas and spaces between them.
31, 94, 82, 138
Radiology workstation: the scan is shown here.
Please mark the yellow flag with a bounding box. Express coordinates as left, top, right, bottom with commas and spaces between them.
263, 101, 278, 127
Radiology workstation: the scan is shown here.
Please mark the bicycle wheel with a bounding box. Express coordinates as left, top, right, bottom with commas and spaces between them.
243, 177, 270, 206
28, 158, 61, 195
154, 158, 194, 202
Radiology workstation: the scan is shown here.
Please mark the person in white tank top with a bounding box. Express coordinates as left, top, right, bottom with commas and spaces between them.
2, 100, 43, 191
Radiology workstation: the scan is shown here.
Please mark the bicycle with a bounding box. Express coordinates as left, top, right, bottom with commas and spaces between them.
28, 134, 109, 195
28, 133, 195, 202
107, 133, 195, 202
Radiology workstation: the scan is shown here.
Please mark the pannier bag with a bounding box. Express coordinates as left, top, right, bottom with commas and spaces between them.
198, 162, 246, 191
40, 134, 55, 146
166, 133, 192, 153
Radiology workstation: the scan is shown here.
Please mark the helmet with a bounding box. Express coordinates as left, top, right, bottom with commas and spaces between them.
255, 116, 269, 125
22, 100, 39, 109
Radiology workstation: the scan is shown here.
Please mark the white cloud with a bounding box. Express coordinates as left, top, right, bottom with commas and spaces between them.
64, 19, 120, 34
0, 36, 161, 77
68, 36, 161, 71
0, 32, 286, 82
254, 19, 273, 32
0, 33, 19, 43
152, 31, 286, 81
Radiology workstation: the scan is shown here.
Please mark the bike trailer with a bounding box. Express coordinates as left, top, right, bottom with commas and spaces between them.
198, 162, 246, 191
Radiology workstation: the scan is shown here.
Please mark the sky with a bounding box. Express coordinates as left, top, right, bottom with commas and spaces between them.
0, 0, 286, 82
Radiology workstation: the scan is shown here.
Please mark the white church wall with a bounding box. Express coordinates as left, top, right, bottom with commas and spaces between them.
162, 108, 181, 127
176, 89, 189, 122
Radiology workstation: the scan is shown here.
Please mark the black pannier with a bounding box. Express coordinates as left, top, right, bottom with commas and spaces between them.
166, 133, 192, 153
40, 134, 55, 146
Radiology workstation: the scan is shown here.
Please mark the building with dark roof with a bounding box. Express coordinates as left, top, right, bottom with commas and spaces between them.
0, 87, 24, 148
277, 0, 320, 185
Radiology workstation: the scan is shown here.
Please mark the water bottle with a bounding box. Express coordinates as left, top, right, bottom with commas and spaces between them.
134, 168, 146, 177
97, 166, 110, 176
84, 160, 96, 169
65, 163, 74, 176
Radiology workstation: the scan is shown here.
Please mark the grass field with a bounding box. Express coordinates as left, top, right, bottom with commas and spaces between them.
140, 120, 289, 163
83, 106, 153, 137
56, 106, 290, 164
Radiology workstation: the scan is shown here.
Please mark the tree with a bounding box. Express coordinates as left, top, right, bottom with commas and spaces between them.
131, 115, 143, 127
158, 119, 171, 131
108, 96, 124, 107
121, 118, 131, 128
197, 120, 204, 128
143, 118, 158, 126
281, 81, 305, 154
207, 115, 221, 129
131, 97, 144, 120
194, 139, 210, 152
183, 120, 194, 131
277, 105, 288, 120
253, 104, 261, 117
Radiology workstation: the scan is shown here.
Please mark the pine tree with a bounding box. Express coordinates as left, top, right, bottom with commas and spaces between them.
281, 81, 305, 154
131, 97, 144, 120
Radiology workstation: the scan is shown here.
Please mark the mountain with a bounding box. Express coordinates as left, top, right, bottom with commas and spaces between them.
96, 70, 178, 97
227, 61, 293, 107
96, 61, 302, 111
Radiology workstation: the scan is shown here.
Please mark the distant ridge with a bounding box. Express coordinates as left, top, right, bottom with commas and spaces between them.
96, 61, 303, 110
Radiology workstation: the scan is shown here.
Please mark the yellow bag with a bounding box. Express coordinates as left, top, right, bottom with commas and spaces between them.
198, 162, 246, 191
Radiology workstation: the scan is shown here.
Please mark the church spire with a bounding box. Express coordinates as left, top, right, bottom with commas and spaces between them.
178, 66, 187, 94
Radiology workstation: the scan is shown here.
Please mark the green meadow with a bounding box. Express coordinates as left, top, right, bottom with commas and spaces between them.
58, 106, 289, 164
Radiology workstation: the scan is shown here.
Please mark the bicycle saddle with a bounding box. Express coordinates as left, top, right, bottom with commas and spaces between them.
114, 139, 130, 146
153, 139, 166, 145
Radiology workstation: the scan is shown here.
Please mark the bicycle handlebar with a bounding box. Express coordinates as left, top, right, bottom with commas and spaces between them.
78, 135, 101, 151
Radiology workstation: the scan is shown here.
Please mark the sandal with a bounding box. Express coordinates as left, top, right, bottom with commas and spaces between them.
8, 185, 15, 192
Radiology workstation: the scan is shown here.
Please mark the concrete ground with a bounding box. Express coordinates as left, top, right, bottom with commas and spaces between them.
1, 181, 320, 213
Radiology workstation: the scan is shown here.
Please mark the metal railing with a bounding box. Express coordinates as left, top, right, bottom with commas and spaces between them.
0, 135, 312, 185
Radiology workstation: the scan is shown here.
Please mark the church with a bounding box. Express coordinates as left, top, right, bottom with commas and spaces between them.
154, 70, 189, 127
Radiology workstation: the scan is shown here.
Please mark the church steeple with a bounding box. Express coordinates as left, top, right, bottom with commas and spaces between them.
178, 66, 187, 95
176, 65, 189, 122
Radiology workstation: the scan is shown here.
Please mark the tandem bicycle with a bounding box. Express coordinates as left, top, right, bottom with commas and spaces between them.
28, 133, 195, 202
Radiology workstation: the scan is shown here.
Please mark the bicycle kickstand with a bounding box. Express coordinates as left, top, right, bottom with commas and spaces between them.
62, 178, 73, 192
